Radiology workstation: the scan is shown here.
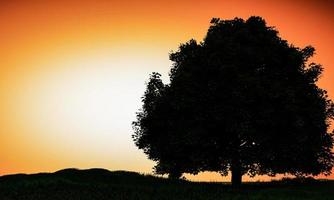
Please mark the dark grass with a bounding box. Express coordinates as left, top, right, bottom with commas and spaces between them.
0, 168, 333, 200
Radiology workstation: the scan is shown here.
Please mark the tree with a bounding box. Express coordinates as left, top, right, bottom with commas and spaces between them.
132, 16, 334, 186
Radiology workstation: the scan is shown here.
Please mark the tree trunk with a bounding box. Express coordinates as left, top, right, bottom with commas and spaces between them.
168, 170, 182, 179
231, 157, 242, 187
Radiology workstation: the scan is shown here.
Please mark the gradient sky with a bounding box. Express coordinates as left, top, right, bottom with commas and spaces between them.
0, 0, 333, 181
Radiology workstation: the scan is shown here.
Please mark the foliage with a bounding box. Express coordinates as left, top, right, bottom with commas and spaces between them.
133, 16, 334, 185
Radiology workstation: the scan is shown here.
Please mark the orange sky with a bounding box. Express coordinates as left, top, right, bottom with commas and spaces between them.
0, 0, 333, 182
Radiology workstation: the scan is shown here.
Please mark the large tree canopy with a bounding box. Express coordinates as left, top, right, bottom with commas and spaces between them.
132, 16, 334, 186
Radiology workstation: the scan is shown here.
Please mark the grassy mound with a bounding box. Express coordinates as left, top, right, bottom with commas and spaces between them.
0, 168, 333, 200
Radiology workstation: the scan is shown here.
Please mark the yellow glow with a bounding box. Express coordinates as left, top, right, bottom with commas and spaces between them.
1, 46, 172, 174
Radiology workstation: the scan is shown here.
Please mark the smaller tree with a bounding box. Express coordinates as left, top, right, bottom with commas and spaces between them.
132, 72, 203, 178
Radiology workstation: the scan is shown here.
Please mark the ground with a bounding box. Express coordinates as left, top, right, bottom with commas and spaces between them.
0, 168, 333, 200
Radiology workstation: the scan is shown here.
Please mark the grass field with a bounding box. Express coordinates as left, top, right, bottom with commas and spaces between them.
0, 168, 333, 200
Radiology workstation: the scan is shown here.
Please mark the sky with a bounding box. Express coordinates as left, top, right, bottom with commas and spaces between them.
0, 0, 333, 182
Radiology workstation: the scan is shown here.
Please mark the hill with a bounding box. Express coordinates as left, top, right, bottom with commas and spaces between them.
0, 168, 333, 200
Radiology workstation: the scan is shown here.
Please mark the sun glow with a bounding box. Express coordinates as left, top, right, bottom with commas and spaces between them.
1, 47, 169, 174
21, 54, 143, 135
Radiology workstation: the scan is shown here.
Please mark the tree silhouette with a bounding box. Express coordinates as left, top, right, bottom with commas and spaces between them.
133, 16, 334, 186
